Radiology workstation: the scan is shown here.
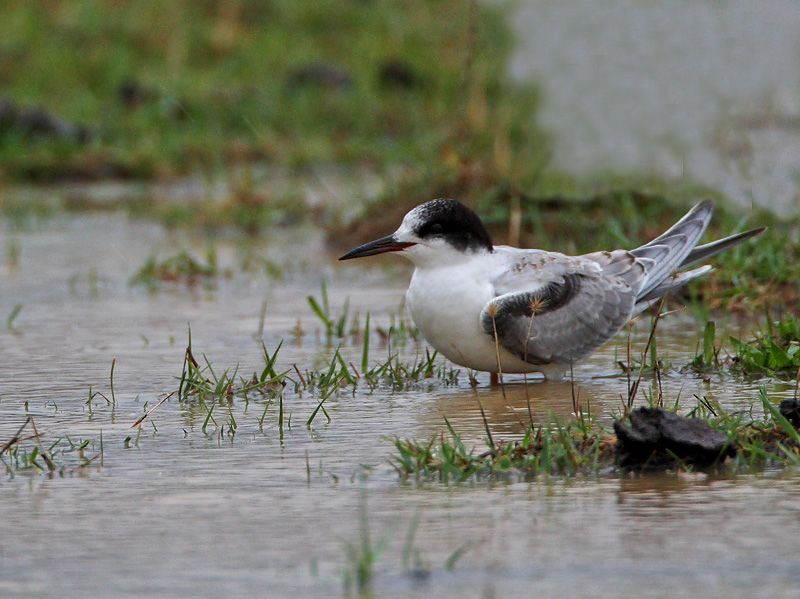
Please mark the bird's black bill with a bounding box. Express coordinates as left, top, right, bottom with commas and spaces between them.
338, 235, 416, 260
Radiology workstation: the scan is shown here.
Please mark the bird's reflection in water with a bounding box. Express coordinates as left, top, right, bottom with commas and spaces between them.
422, 377, 617, 441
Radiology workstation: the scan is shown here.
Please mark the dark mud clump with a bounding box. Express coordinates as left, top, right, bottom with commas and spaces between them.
378, 59, 422, 90
779, 399, 800, 428
614, 407, 735, 470
0, 97, 92, 143
286, 62, 354, 90
118, 79, 158, 109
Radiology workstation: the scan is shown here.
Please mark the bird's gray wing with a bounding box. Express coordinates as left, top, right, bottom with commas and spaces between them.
481, 252, 644, 365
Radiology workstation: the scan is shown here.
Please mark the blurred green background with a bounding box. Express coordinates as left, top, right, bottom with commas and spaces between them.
0, 0, 544, 183
1, 0, 798, 310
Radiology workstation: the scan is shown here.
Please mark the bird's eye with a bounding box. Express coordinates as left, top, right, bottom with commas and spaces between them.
428, 222, 444, 235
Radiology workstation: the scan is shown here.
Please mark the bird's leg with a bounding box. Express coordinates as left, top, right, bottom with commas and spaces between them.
486, 305, 507, 400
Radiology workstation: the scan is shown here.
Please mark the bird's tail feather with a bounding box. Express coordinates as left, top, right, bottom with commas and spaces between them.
631, 200, 714, 298
681, 227, 766, 268
630, 201, 765, 308
633, 265, 713, 314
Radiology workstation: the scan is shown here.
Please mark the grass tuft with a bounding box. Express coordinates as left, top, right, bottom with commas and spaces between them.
729, 314, 800, 378
130, 248, 221, 290
1, 416, 102, 477
391, 393, 800, 481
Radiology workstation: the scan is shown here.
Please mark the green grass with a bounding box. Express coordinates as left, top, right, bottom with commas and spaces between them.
687, 314, 800, 378
0, 0, 543, 182
392, 411, 613, 482
5, 303, 22, 331
729, 315, 800, 378
127, 177, 308, 234
391, 393, 800, 481
0, 416, 102, 477
306, 280, 349, 340
163, 325, 459, 436
343, 491, 392, 595
305, 280, 420, 347
342, 493, 471, 594
130, 247, 220, 290
688, 320, 722, 373
177, 337, 287, 404
5, 320, 799, 481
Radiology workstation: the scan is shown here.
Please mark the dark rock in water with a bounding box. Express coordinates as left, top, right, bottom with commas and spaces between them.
779, 399, 800, 428
378, 59, 422, 90
286, 62, 354, 90
614, 407, 735, 470
0, 96, 92, 143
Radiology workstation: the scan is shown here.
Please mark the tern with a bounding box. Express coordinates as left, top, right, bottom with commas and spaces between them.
339, 199, 764, 380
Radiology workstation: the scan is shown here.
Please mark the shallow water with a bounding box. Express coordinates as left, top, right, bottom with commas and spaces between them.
1, 215, 799, 598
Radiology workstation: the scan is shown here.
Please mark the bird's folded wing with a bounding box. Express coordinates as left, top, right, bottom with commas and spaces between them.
481, 254, 639, 365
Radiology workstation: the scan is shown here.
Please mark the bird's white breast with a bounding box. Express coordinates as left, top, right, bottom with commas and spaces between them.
405, 254, 534, 373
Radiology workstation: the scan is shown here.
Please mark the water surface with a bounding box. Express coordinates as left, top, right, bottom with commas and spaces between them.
1, 215, 798, 598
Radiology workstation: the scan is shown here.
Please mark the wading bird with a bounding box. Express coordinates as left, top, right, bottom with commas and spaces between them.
339, 199, 763, 380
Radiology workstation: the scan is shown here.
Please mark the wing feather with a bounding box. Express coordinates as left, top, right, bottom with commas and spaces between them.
481, 265, 638, 366
480, 200, 762, 367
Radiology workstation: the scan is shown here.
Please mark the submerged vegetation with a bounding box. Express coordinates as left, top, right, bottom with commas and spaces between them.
392, 391, 800, 482
342, 493, 470, 594
3, 337, 799, 480
113, 322, 460, 445
130, 248, 221, 290
689, 314, 800, 378
0, 416, 102, 477
4, 254, 800, 480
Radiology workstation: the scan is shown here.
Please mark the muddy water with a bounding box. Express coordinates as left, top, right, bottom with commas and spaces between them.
1, 215, 799, 598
